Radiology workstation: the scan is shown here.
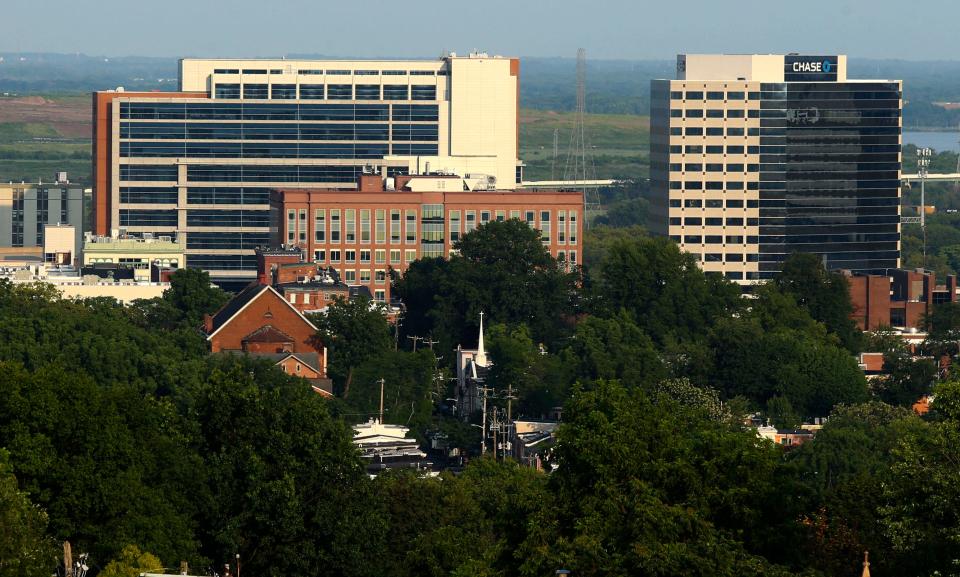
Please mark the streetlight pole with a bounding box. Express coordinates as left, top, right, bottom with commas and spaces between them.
919, 147, 932, 268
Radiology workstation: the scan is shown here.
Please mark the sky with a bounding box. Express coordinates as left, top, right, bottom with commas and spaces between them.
4, 0, 960, 61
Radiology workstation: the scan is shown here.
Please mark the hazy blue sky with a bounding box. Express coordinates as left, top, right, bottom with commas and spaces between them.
4, 0, 960, 60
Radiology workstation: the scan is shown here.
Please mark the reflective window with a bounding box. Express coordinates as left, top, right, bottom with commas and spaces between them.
243, 84, 268, 99
383, 85, 409, 100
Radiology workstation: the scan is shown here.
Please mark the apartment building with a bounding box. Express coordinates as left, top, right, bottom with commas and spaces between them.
272, 174, 583, 302
650, 54, 902, 284
92, 54, 520, 284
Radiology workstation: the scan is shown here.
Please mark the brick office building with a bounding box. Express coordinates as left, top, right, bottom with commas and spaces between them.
272, 174, 584, 302
845, 268, 957, 331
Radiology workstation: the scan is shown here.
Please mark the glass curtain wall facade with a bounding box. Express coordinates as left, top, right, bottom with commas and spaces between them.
757, 82, 901, 273
115, 97, 439, 279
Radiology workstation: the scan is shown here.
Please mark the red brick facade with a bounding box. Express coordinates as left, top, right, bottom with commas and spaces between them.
205, 286, 326, 376
272, 176, 584, 302
846, 268, 958, 331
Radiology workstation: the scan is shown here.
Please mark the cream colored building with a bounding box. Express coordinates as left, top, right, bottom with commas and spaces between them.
82, 234, 184, 281
0, 180, 84, 256
0, 265, 168, 304
650, 54, 901, 284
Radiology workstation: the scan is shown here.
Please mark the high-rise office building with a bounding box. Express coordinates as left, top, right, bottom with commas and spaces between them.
650, 54, 902, 283
93, 54, 520, 284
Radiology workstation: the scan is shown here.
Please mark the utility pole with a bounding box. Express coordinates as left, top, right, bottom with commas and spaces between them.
479, 382, 492, 455
378, 378, 385, 423
393, 314, 402, 351
919, 147, 932, 268
423, 335, 439, 350
504, 382, 517, 461
407, 335, 422, 352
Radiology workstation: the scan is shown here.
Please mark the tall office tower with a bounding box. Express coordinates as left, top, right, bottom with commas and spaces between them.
93, 53, 520, 285
650, 54, 901, 284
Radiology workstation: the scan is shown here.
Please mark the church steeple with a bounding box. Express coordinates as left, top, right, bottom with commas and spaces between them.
475, 311, 488, 367
861, 551, 870, 577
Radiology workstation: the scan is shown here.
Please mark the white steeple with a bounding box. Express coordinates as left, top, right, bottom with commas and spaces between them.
475, 311, 488, 366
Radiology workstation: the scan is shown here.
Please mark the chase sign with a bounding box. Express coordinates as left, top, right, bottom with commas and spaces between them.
784, 55, 838, 81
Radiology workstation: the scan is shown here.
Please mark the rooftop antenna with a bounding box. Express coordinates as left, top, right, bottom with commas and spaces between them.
563, 48, 600, 213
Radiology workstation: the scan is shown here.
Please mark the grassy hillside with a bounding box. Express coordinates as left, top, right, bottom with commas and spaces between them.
519, 109, 649, 181
0, 95, 91, 183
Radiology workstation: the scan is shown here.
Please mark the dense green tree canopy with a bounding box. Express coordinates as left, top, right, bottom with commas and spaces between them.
394, 219, 577, 355
773, 253, 862, 352
312, 295, 392, 397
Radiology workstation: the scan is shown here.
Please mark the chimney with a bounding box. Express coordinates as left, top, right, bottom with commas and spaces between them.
358, 174, 384, 192
203, 313, 214, 334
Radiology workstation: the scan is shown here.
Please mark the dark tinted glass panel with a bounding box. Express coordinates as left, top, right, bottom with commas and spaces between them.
187, 254, 258, 270
187, 232, 271, 249
215, 84, 241, 99
355, 85, 381, 100
120, 209, 177, 226
187, 187, 271, 204
383, 85, 409, 100
392, 144, 439, 155
300, 85, 324, 99
120, 165, 178, 181
243, 84, 268, 99
187, 209, 270, 227
120, 186, 178, 204
271, 84, 296, 99
328, 85, 352, 99
391, 124, 439, 141
392, 104, 439, 121
411, 85, 436, 100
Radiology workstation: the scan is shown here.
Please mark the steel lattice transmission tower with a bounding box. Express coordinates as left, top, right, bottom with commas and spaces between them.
563, 48, 601, 211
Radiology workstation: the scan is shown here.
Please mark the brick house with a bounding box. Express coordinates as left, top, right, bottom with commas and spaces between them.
204, 284, 330, 391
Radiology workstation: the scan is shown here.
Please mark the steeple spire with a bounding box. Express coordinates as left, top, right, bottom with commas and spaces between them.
475, 311, 488, 366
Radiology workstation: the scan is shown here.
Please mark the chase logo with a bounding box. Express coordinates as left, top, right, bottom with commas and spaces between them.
786, 56, 838, 77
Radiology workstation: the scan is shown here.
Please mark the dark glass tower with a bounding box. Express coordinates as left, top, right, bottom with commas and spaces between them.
757, 80, 901, 276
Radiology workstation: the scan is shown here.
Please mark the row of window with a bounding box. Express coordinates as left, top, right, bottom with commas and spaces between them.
670, 217, 759, 226
672, 126, 760, 136
120, 141, 439, 159
289, 209, 579, 247
119, 102, 438, 122
668, 162, 760, 173
214, 68, 444, 77
120, 164, 410, 184
679, 235, 759, 244
671, 91, 754, 100
214, 83, 438, 101
670, 144, 760, 154
669, 199, 759, 208
118, 209, 272, 228
671, 108, 753, 119
669, 181, 755, 190
120, 122, 439, 142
